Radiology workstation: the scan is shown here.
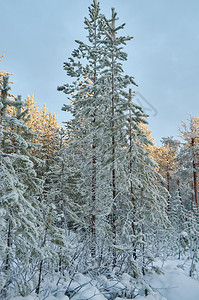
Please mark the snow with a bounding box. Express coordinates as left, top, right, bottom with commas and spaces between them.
115, 260, 199, 300
8, 259, 199, 300
146, 261, 199, 300
71, 286, 106, 300
10, 295, 69, 300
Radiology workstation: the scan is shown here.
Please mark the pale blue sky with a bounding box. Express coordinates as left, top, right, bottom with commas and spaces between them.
1, 0, 199, 144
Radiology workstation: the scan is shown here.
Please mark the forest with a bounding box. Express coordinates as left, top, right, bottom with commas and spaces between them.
0, 1, 199, 299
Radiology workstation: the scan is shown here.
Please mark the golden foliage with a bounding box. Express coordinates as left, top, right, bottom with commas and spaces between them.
179, 114, 199, 145
6, 94, 61, 158
1, 55, 62, 159
153, 144, 177, 177
24, 95, 61, 158
139, 122, 157, 161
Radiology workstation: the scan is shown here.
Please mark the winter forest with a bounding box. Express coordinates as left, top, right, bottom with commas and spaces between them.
1, 1, 199, 299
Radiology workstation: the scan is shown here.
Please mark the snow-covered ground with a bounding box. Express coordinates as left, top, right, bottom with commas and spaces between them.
9, 259, 199, 300
145, 259, 199, 300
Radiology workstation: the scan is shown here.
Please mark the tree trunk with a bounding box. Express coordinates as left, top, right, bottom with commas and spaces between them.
36, 227, 48, 295
128, 89, 137, 260
5, 221, 11, 271
191, 138, 198, 209
36, 260, 43, 295
177, 179, 183, 208
167, 171, 170, 212
111, 8, 117, 268
1, 221, 12, 298
90, 17, 98, 257
191, 182, 194, 211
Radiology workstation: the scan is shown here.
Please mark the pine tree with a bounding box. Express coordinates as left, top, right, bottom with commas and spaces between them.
58, 0, 111, 259
7, 94, 60, 162
153, 137, 179, 211
58, 0, 168, 275
0, 77, 43, 297
179, 115, 199, 209
0, 55, 14, 91
0, 77, 68, 297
